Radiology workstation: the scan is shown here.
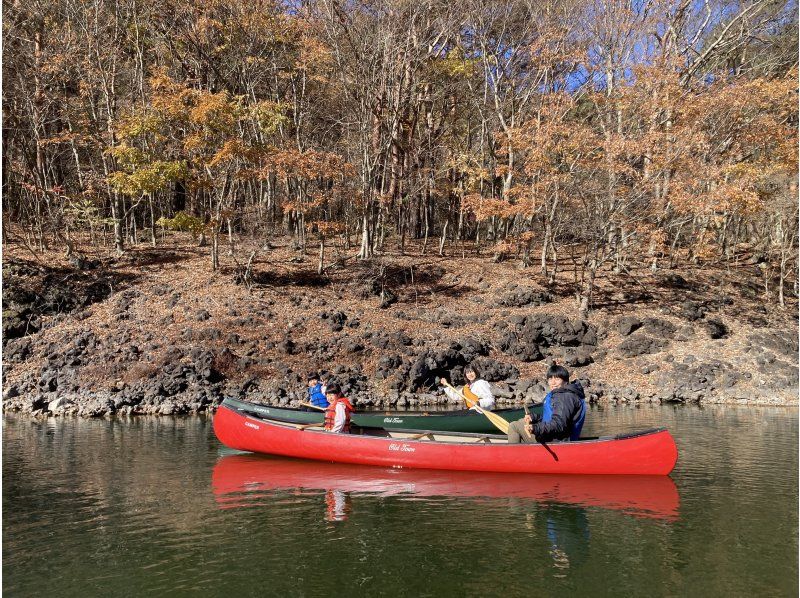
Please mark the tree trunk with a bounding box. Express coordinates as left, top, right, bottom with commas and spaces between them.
149, 195, 157, 248
211, 226, 219, 270
578, 258, 598, 319
358, 208, 373, 259
318, 237, 325, 275
438, 218, 449, 256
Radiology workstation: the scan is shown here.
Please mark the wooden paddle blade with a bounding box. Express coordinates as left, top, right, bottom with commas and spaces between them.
483, 410, 510, 435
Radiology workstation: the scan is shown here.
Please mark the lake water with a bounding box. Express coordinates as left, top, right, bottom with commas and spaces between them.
3, 405, 797, 597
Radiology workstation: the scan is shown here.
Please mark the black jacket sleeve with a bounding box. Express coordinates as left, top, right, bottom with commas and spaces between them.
532, 389, 581, 442
532, 407, 568, 441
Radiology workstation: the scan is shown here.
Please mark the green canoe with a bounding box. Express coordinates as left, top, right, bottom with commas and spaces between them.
220, 397, 542, 434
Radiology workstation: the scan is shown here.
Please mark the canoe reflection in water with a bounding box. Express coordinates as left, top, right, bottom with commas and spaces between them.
212, 454, 679, 522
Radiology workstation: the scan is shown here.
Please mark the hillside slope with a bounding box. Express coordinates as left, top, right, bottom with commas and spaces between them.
3, 235, 797, 417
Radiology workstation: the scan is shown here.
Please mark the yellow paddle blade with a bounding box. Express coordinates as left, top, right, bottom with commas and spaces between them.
482, 410, 510, 435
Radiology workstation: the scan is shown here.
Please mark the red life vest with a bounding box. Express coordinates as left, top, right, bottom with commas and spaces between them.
323, 397, 354, 432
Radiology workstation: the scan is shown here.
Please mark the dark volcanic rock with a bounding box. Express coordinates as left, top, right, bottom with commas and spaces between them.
379, 289, 398, 309
560, 346, 594, 367
659, 273, 691, 289
476, 359, 519, 382
401, 338, 510, 391
496, 288, 553, 308
427, 309, 465, 328
152, 284, 172, 296
754, 331, 799, 358
375, 354, 403, 379
2, 307, 41, 341
617, 335, 670, 358
341, 339, 365, 353
277, 338, 298, 354
703, 318, 728, 339
4, 337, 32, 363
613, 316, 642, 336
680, 301, 707, 322
497, 314, 597, 364
641, 317, 677, 338
327, 311, 347, 332
497, 331, 543, 362
68, 254, 101, 270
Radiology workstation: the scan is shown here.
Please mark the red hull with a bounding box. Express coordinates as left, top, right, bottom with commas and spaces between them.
212, 454, 680, 520
213, 404, 678, 476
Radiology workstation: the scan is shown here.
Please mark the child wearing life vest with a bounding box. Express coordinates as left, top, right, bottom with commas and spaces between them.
306, 372, 329, 409
440, 363, 496, 410
323, 383, 353, 433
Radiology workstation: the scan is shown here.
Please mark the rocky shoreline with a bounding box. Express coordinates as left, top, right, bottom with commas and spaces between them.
3, 248, 798, 419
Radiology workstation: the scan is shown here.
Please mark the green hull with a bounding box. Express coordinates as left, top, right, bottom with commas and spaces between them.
220, 397, 541, 434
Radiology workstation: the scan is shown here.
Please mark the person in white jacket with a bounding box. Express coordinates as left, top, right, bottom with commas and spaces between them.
441, 364, 495, 410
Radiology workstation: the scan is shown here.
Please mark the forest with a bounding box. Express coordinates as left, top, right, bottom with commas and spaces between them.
3, 0, 798, 315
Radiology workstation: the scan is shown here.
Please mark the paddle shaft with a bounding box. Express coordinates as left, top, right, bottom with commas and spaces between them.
522, 401, 534, 441
300, 402, 326, 411
522, 401, 554, 457
441, 380, 509, 435
298, 422, 325, 430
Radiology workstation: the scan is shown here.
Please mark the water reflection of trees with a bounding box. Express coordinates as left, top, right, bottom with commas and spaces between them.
4, 414, 218, 531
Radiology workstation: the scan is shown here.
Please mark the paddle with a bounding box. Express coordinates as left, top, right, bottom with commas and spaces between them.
298, 422, 325, 430
300, 401, 326, 411
523, 400, 558, 461
440, 379, 510, 435
522, 401, 534, 442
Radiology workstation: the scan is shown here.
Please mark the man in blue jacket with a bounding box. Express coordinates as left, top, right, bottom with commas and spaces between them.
306, 372, 329, 409
507, 364, 586, 443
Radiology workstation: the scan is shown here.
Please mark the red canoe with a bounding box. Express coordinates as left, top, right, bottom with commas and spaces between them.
212, 454, 680, 520
213, 402, 678, 476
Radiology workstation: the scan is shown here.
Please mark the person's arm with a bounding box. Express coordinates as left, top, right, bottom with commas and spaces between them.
440, 379, 461, 402
331, 402, 346, 433
471, 380, 495, 409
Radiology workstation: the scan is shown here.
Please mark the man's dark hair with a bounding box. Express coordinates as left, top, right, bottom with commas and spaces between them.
465, 363, 482, 379
325, 382, 342, 395
307, 372, 320, 382
546, 364, 570, 382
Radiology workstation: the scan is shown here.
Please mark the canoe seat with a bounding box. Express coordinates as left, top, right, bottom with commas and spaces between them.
409, 431, 436, 440
473, 435, 492, 443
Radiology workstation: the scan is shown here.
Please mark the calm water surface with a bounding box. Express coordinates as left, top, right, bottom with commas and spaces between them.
3, 405, 798, 597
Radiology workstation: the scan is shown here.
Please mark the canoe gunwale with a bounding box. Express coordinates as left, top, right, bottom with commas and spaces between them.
221, 396, 531, 418
232, 405, 670, 447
